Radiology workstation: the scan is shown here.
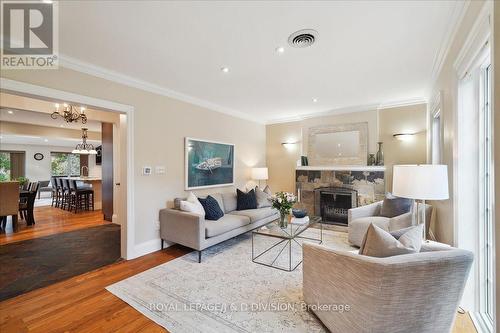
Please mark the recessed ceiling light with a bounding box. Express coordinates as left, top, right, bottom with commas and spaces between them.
221, 67, 230, 73
7, 110, 13, 114
312, 98, 318, 103
44, 139, 48, 142
59, 125, 64, 128
276, 47, 285, 54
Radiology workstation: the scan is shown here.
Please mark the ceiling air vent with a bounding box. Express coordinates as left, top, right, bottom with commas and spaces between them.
288, 29, 318, 48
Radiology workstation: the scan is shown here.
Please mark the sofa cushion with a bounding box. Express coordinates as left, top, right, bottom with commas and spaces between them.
198, 195, 224, 220
205, 214, 251, 237
230, 206, 278, 223
380, 193, 413, 218
221, 192, 237, 213
237, 189, 257, 210
255, 186, 272, 208
359, 223, 423, 257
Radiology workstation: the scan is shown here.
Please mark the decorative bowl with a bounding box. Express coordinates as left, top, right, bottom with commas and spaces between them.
292, 209, 307, 218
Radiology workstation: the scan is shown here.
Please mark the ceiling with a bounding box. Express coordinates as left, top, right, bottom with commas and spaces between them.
0, 108, 102, 132
58, 1, 462, 123
0, 133, 100, 148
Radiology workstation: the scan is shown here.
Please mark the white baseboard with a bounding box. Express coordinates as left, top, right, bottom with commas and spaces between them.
132, 238, 173, 259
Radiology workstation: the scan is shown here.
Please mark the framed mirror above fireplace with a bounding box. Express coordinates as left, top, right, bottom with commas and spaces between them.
308, 122, 368, 166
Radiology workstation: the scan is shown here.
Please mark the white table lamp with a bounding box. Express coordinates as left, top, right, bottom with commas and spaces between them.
251, 167, 268, 187
392, 164, 449, 239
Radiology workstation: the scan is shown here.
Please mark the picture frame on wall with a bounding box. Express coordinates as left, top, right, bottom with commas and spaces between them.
185, 137, 235, 190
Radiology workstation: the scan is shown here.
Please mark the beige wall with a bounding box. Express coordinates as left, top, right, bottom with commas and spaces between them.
266, 121, 302, 193
266, 106, 426, 194
0, 67, 266, 247
429, 1, 486, 245
378, 104, 427, 191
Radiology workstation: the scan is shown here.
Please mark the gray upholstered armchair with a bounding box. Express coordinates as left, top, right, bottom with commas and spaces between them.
303, 242, 473, 333
348, 201, 433, 247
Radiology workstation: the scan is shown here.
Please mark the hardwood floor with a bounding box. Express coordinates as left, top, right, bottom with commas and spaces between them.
0, 244, 477, 333
0, 206, 108, 245
0, 246, 189, 333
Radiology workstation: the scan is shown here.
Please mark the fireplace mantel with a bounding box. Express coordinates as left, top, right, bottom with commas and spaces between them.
296, 165, 386, 172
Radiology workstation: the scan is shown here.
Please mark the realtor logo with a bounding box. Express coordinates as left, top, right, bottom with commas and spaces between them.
1, 1, 58, 69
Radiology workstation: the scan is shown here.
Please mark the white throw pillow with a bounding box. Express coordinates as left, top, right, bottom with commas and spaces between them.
255, 186, 271, 208
180, 192, 205, 215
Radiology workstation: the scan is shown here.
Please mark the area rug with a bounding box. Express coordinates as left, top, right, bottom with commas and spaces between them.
0, 224, 121, 301
107, 229, 355, 332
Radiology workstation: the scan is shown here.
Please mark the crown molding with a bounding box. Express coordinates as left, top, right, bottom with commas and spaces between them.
58, 55, 265, 124
429, 0, 471, 86
266, 98, 427, 125
377, 97, 427, 110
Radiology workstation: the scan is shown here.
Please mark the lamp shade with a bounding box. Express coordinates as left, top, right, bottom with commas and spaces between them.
251, 167, 268, 180
392, 164, 449, 200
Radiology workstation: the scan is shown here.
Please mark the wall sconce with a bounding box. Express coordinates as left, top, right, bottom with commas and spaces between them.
393, 133, 415, 141
281, 141, 300, 149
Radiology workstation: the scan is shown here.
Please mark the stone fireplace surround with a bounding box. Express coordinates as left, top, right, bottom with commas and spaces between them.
296, 166, 385, 225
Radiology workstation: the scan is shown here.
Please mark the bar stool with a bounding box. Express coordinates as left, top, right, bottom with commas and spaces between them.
61, 178, 71, 210
50, 176, 59, 207
69, 179, 94, 213
55, 178, 63, 208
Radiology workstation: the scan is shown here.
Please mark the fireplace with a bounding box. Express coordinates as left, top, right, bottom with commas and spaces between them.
314, 187, 358, 225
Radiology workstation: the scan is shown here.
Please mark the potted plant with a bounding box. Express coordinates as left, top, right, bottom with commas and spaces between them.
16, 176, 29, 188
270, 192, 297, 228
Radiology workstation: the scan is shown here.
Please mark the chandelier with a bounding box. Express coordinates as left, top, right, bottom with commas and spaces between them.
51, 103, 87, 124
72, 128, 97, 155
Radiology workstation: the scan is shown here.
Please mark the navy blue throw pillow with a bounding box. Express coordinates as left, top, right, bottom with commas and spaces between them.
198, 195, 224, 220
237, 189, 257, 210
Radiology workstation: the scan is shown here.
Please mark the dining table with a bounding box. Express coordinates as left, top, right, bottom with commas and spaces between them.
20, 189, 36, 225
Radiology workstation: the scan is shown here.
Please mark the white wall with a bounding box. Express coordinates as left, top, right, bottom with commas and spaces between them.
0, 143, 101, 181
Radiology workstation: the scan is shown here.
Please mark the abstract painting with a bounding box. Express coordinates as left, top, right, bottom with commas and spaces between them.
185, 137, 234, 190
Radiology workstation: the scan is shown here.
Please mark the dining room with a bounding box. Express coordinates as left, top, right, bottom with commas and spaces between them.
0, 92, 123, 301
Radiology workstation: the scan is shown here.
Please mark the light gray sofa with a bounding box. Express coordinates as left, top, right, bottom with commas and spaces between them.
303, 242, 473, 333
348, 201, 433, 247
159, 192, 279, 262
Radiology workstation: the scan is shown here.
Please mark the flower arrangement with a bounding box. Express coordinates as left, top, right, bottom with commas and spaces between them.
270, 192, 297, 228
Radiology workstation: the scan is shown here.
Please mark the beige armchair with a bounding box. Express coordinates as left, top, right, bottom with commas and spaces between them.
348, 201, 433, 247
303, 242, 473, 333
0, 181, 20, 229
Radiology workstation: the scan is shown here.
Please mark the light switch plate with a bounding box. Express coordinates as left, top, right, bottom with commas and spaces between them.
142, 166, 152, 175
155, 166, 166, 175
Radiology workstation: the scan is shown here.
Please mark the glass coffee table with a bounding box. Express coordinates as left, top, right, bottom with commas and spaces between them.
252, 216, 322, 272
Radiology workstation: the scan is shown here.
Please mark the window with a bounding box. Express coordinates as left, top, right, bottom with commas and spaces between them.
51, 152, 80, 176
479, 63, 494, 325
0, 150, 26, 180
0, 152, 11, 181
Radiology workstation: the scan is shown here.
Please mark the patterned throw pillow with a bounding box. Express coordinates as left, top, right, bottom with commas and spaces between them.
236, 189, 257, 210
198, 195, 224, 220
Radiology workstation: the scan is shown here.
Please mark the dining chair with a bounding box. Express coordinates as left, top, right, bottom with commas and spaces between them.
0, 181, 20, 230
19, 183, 38, 225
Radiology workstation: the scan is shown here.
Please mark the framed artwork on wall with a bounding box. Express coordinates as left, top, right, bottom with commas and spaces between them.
185, 137, 234, 190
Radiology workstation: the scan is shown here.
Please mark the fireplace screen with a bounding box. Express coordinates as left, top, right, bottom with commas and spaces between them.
314, 187, 358, 225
